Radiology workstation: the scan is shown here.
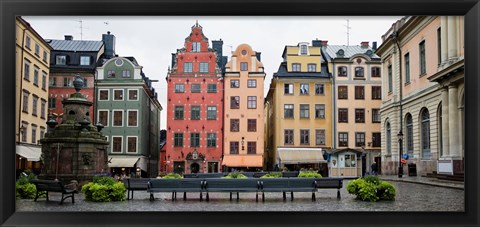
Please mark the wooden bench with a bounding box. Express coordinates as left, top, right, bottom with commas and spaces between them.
260, 178, 317, 201
30, 179, 76, 205
147, 178, 204, 201
315, 178, 343, 199
123, 178, 150, 200
281, 171, 299, 178
203, 178, 261, 202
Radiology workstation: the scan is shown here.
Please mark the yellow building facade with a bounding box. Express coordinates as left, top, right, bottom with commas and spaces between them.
15, 17, 52, 173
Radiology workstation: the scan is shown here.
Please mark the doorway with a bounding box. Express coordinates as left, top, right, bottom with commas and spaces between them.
374, 156, 382, 174
190, 163, 200, 173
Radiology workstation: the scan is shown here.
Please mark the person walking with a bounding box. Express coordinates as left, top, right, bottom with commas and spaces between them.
371, 161, 378, 175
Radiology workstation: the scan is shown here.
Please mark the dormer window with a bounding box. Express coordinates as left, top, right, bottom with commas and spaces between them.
336, 49, 345, 57
300, 44, 308, 55
192, 42, 201, 52
56, 55, 66, 65
80, 56, 90, 65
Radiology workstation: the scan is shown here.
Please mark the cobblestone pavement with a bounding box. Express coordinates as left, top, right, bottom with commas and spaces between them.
16, 178, 464, 212
379, 174, 464, 190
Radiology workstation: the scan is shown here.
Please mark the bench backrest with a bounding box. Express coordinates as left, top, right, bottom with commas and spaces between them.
148, 179, 180, 189
287, 178, 316, 188
315, 178, 343, 188
282, 171, 299, 178
204, 178, 260, 189
178, 179, 204, 189
260, 178, 290, 189
183, 174, 199, 178
128, 178, 150, 188
31, 180, 65, 192
197, 173, 226, 178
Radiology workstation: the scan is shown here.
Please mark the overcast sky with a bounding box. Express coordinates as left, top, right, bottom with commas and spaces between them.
23, 16, 401, 129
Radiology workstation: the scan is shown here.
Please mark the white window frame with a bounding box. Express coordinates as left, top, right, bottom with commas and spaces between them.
192, 42, 201, 52
111, 136, 123, 153
113, 89, 124, 101
299, 44, 309, 55
98, 89, 110, 101
126, 136, 138, 153
97, 109, 110, 127
80, 56, 90, 65
128, 89, 139, 101
127, 110, 139, 127
56, 55, 66, 65
112, 109, 124, 127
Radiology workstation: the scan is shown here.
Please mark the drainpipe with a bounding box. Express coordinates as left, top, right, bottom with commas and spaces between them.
392, 31, 404, 177
18, 25, 27, 143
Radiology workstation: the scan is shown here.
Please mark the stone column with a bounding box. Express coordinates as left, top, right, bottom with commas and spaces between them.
441, 87, 449, 157
447, 16, 458, 60
448, 84, 460, 158
440, 16, 448, 64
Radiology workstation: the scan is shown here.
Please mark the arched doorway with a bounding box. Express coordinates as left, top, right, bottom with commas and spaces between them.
190, 163, 200, 173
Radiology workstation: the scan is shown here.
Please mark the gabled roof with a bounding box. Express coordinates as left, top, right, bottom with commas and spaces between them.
273, 62, 330, 79
47, 39, 103, 52
323, 45, 380, 60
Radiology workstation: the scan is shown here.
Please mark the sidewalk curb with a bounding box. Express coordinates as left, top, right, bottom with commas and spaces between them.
379, 178, 464, 190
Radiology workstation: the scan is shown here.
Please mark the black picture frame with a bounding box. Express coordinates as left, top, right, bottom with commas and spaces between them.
1, 0, 479, 226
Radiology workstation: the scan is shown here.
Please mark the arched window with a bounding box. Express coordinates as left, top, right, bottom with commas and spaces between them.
406, 114, 413, 158
386, 122, 391, 155
421, 109, 431, 159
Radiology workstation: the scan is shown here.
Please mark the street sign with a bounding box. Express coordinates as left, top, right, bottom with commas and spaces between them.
402, 153, 409, 160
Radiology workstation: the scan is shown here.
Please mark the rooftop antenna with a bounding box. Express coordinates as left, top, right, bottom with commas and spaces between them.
226, 45, 233, 53
77, 20, 89, 40
345, 19, 351, 46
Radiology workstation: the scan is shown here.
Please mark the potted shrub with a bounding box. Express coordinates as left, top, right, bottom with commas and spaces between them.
162, 173, 183, 179
222, 172, 247, 178
260, 172, 282, 178
298, 171, 322, 178
346, 175, 396, 202
82, 176, 126, 202
16, 171, 41, 199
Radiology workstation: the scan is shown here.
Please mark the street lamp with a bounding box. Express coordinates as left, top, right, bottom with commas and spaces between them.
398, 131, 404, 178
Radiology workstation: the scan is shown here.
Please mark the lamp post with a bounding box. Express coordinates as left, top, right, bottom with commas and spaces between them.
398, 131, 404, 178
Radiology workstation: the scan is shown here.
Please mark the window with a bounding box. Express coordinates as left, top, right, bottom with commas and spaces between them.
247, 142, 256, 154
175, 84, 185, 93
300, 84, 309, 95
372, 132, 381, 147
32, 96, 38, 116
247, 119, 257, 132
307, 64, 316, 72
292, 63, 301, 72
191, 84, 201, 93
113, 90, 123, 100
338, 86, 348, 99
284, 83, 294, 95
43, 51, 48, 62
372, 86, 381, 100
113, 110, 123, 126
300, 104, 309, 118
190, 133, 200, 147
207, 106, 217, 120
405, 53, 410, 83
48, 97, 56, 109
284, 104, 294, 118
35, 44, 40, 56
355, 109, 365, 123
25, 36, 31, 49
40, 127, 45, 140
33, 67, 39, 86
107, 70, 115, 78
184, 62, 193, 73
191, 106, 200, 120
174, 106, 184, 120
230, 96, 240, 109
300, 44, 308, 55
388, 65, 393, 93
371, 67, 381, 77
23, 61, 30, 80
315, 104, 325, 119
437, 28, 442, 65
339, 132, 348, 147
192, 42, 200, 52
247, 96, 257, 109
419, 40, 426, 75
207, 84, 217, 93
200, 62, 209, 73
174, 133, 183, 147
230, 119, 239, 132
315, 129, 326, 145
406, 114, 414, 157
355, 67, 364, 77
356, 132, 365, 147
41, 72, 47, 90
315, 84, 324, 95
22, 91, 29, 113
40, 99, 46, 119
207, 133, 217, 147
63, 78, 72, 87
31, 125, 37, 144
240, 62, 248, 71
21, 123, 27, 142
122, 70, 130, 78
49, 77, 56, 87
344, 154, 356, 167
386, 122, 391, 154
112, 137, 122, 153
99, 90, 109, 101
80, 56, 90, 65
372, 109, 381, 123
56, 55, 66, 65
230, 80, 240, 88
230, 142, 239, 154
127, 137, 137, 153
284, 129, 294, 145
338, 66, 347, 77
421, 109, 431, 159
128, 90, 138, 100
300, 129, 310, 145
355, 86, 364, 99
128, 110, 138, 127
338, 108, 348, 123
98, 110, 109, 127
247, 79, 256, 88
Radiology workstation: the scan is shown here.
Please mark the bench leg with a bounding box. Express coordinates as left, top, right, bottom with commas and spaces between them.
229, 192, 232, 201
283, 192, 286, 201
206, 193, 209, 202
184, 192, 187, 200
256, 192, 258, 202
312, 192, 316, 202
131, 191, 134, 200
46, 192, 49, 201
262, 192, 265, 202
72, 193, 75, 204
150, 193, 154, 201
172, 192, 175, 200
200, 192, 203, 201
237, 192, 239, 201
291, 192, 294, 201
337, 189, 341, 199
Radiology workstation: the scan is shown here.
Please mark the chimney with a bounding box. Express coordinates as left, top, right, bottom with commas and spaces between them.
64, 35, 73, 41
256, 52, 261, 62
372, 41, 377, 50
102, 31, 116, 59
312, 39, 322, 47
321, 40, 328, 47
361, 41, 369, 48
171, 53, 177, 69
212, 39, 225, 72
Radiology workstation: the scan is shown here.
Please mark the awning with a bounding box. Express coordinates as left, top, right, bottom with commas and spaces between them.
108, 156, 140, 168
278, 147, 326, 164
222, 155, 263, 167
16, 145, 41, 162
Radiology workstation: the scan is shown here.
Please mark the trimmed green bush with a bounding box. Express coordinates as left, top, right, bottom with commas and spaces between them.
81, 176, 126, 202
298, 171, 322, 178
346, 177, 396, 202
260, 172, 282, 178
222, 172, 247, 178
162, 173, 183, 179
16, 171, 42, 199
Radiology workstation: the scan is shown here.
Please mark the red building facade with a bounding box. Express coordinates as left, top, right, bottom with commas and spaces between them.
166, 22, 225, 174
